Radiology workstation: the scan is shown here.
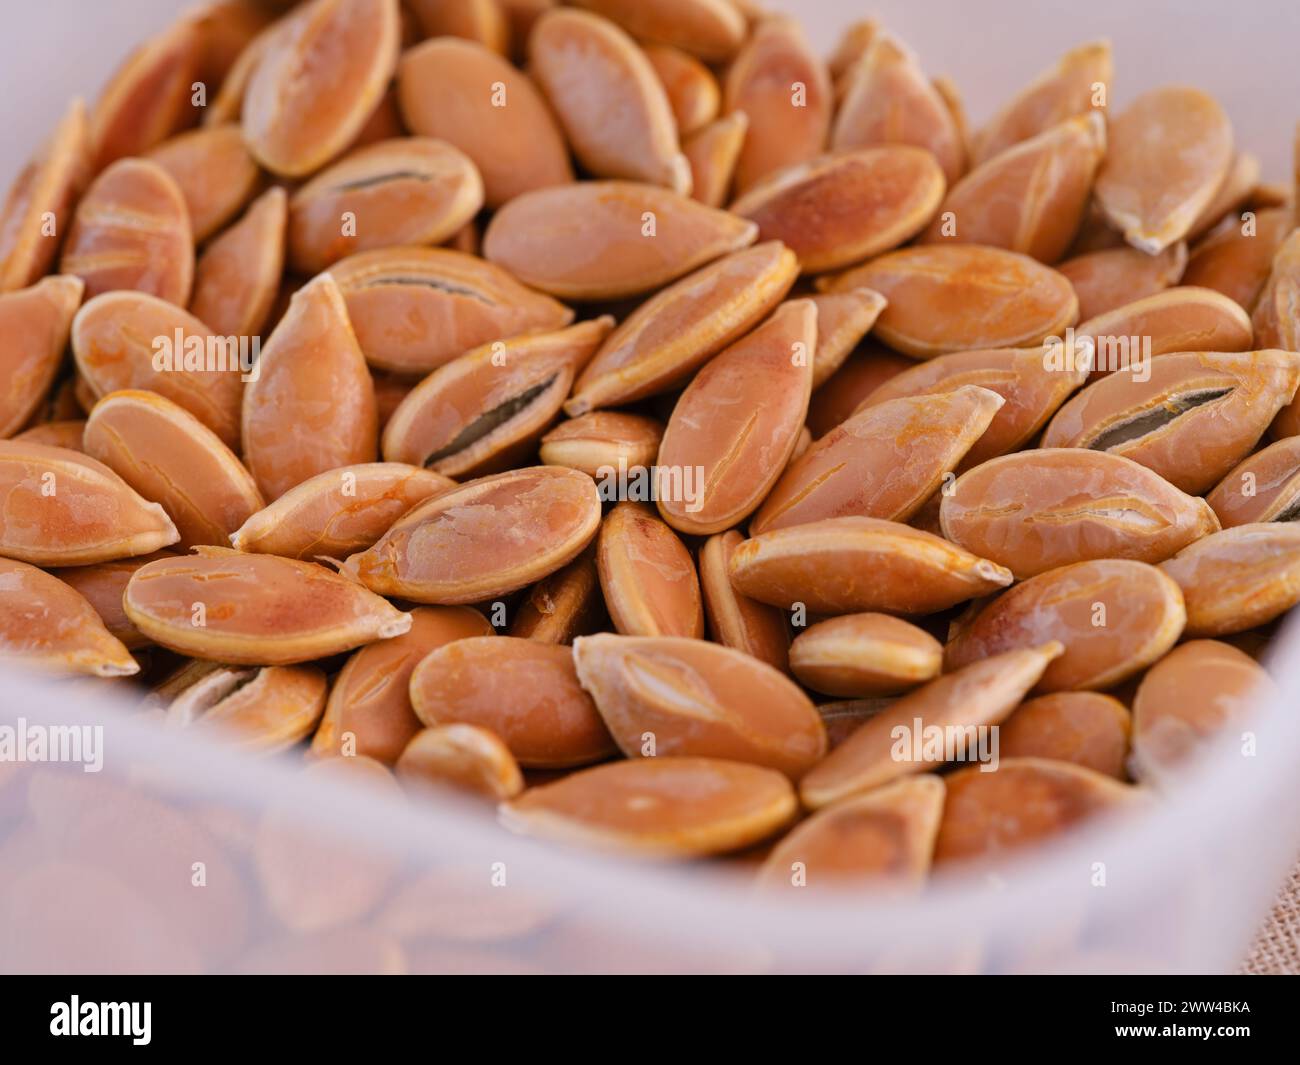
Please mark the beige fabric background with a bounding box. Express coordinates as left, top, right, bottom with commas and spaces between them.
1242, 861, 1300, 974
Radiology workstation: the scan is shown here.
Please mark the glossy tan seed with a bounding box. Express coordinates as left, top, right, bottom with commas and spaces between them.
729, 516, 1013, 616
166, 664, 327, 753
411, 636, 615, 767
397, 38, 571, 209
656, 300, 815, 534
699, 530, 789, 672
932, 758, 1140, 866
940, 448, 1220, 579
539, 412, 664, 478
946, 560, 1186, 692
832, 32, 964, 184
0, 558, 138, 677
88, 17, 201, 170
382, 318, 614, 478
530, 9, 689, 193
49, 550, 177, 651
921, 112, 1105, 263
203, 11, 285, 128
311, 605, 493, 763
345, 466, 601, 604
732, 147, 945, 274
12, 421, 86, 452
821, 244, 1078, 358
1000, 692, 1131, 779
60, 159, 194, 306
0, 277, 84, 438
500, 756, 797, 858
190, 0, 275, 90
396, 725, 525, 801
799, 643, 1063, 809
406, 0, 509, 52
1160, 523, 1300, 636
683, 111, 748, 208
802, 287, 886, 388
1095, 86, 1234, 254
806, 343, 915, 438
71, 291, 243, 449
189, 186, 286, 339
124, 547, 411, 664
1041, 350, 1300, 494
639, 47, 714, 140
0, 440, 178, 565
724, 16, 832, 194
484, 181, 756, 301
508, 549, 605, 644
572, 633, 825, 778
146, 125, 261, 244
0, 99, 89, 292
756, 775, 944, 891
330, 246, 574, 374
242, 0, 400, 178
753, 386, 1003, 534
287, 138, 484, 274
232, 462, 453, 561
571, 0, 745, 62
1253, 228, 1300, 351
83, 390, 263, 550
1188, 153, 1261, 241
1058, 242, 1188, 321
566, 241, 797, 413
789, 613, 942, 698
828, 19, 879, 87
1130, 640, 1273, 778
1206, 436, 1300, 526
1182, 207, 1292, 311
242, 273, 378, 500
596, 502, 703, 639
970, 40, 1112, 166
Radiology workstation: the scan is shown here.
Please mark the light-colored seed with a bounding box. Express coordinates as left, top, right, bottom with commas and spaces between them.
940, 448, 1220, 579
596, 501, 704, 638
753, 385, 1004, 533
1188, 153, 1261, 241
312, 605, 493, 763
49, 550, 177, 651
828, 19, 879, 86
970, 40, 1112, 166
410, 635, 616, 767
189, 186, 286, 339
329, 246, 574, 374
406, 0, 509, 53
725, 15, 832, 193
0, 558, 139, 677
1252, 228, 1300, 353
146, 125, 262, 244
500, 756, 798, 858
1000, 692, 1131, 779
0, 276, 84, 438
799, 643, 1063, 809
789, 613, 942, 697
1182, 206, 1292, 311
539, 411, 664, 478
124, 546, 412, 664
683, 111, 748, 208
12, 420, 87, 452
287, 138, 484, 274
0, 440, 179, 565
932, 75, 971, 159
1160, 523, 1300, 636
570, 0, 745, 62
241, 273, 378, 501
1094, 86, 1234, 254
83, 390, 263, 550
732, 147, 945, 274
60, 158, 194, 306
508, 548, 605, 644
397, 37, 571, 209
820, 244, 1078, 358
920, 112, 1106, 263
345, 465, 601, 604
166, 664, 327, 753
0, 99, 89, 292
382, 318, 614, 477
1206, 435, 1300, 526
566, 241, 797, 414
71, 290, 243, 450
483, 181, 756, 301
529, 8, 689, 193
372, 863, 557, 946
644, 44, 719, 137
756, 775, 944, 891
1041, 350, 1300, 494
396, 724, 525, 801
190, 0, 275, 92
241, 0, 400, 178
699, 529, 790, 672
946, 559, 1186, 692
817, 698, 895, 750
1058, 242, 1188, 321
204, 11, 286, 128
806, 287, 887, 388
806, 342, 914, 438
729, 516, 1013, 616
657, 299, 815, 535
572, 632, 826, 778
932, 757, 1141, 866
832, 31, 964, 184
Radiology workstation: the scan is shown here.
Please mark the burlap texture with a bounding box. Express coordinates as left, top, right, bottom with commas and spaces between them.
1241, 861, 1300, 974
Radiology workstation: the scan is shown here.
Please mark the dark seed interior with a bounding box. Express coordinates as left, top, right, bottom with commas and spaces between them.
1089, 388, 1233, 451
362, 276, 492, 303
333, 170, 433, 192
423, 375, 560, 466
1273, 495, 1300, 522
